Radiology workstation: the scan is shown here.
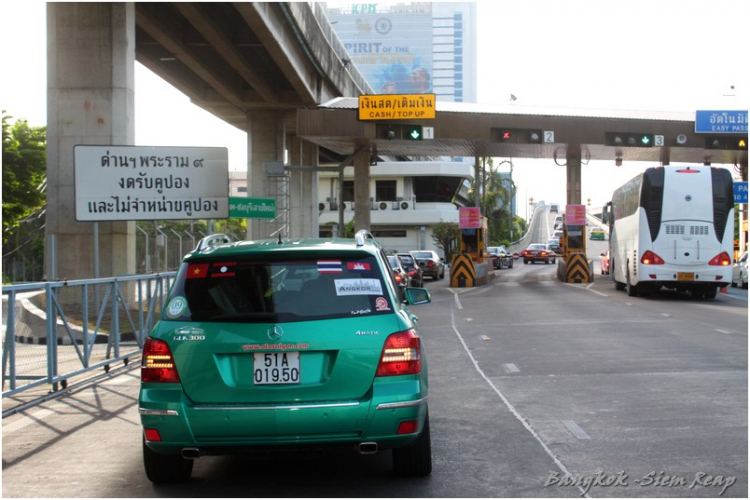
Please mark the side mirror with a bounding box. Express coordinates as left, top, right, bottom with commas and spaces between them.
404, 287, 431, 305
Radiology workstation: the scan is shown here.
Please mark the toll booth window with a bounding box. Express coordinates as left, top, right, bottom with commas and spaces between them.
462, 229, 478, 252
567, 226, 583, 250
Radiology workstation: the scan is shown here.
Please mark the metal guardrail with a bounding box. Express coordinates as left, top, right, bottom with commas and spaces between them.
2, 273, 176, 405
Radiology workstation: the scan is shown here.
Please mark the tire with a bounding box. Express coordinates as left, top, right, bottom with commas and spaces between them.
524, 259, 529, 264
612, 259, 626, 290
508, 259, 514, 269
741, 274, 748, 290
143, 439, 193, 483
392, 412, 432, 477
704, 287, 718, 299
626, 264, 638, 297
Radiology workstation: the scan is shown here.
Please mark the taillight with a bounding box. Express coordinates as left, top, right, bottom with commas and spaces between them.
394, 274, 403, 283
427, 261, 434, 268
376, 329, 422, 377
641, 250, 665, 265
141, 338, 180, 383
708, 252, 732, 266
522, 251, 529, 256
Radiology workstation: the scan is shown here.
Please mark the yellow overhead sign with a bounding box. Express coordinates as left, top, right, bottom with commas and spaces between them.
358, 94, 436, 121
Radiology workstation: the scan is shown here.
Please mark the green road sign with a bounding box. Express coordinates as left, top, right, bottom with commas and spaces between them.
229, 197, 277, 219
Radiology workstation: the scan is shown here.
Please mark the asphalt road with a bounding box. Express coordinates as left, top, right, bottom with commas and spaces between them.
2, 236, 747, 497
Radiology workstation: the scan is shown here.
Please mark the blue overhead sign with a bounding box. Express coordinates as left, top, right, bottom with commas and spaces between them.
734, 182, 748, 204
695, 110, 748, 134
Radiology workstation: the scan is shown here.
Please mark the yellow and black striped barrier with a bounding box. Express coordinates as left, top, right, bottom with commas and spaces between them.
565, 252, 593, 283
450, 254, 476, 288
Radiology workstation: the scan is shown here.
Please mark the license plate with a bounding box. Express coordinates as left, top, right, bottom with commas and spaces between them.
253, 352, 300, 385
677, 272, 695, 282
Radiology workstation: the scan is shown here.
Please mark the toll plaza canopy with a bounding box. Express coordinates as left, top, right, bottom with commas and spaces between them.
298, 97, 748, 167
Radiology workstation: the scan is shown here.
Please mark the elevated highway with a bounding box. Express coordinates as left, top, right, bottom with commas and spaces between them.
44, 3, 747, 283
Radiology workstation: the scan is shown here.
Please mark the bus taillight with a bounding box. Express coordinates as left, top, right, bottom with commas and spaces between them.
641, 251, 665, 265
708, 252, 732, 266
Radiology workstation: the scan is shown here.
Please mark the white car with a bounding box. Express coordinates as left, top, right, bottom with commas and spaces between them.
731, 252, 748, 289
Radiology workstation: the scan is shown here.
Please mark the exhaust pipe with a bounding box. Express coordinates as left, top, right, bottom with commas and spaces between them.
181, 448, 201, 459
358, 442, 378, 455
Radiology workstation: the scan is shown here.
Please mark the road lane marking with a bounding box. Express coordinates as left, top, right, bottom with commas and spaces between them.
503, 363, 520, 373
450, 306, 589, 498
715, 329, 732, 334
561, 419, 591, 440
565, 282, 608, 297
452, 290, 463, 310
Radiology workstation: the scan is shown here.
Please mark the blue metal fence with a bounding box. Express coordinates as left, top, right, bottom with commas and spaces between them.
2, 273, 176, 401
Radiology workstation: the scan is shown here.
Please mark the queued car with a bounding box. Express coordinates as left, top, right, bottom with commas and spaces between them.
387, 255, 409, 298
522, 243, 556, 264
487, 245, 514, 269
139, 230, 433, 483
590, 227, 606, 240
600, 251, 610, 275
731, 251, 748, 289
410, 250, 446, 281
546, 238, 562, 255
397, 253, 424, 287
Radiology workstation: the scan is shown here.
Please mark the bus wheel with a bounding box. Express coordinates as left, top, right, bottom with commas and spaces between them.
626, 265, 639, 297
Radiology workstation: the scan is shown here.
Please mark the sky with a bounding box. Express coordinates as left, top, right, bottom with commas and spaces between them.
2, 0, 748, 211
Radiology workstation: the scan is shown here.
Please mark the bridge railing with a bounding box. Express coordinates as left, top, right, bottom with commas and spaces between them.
2, 273, 176, 402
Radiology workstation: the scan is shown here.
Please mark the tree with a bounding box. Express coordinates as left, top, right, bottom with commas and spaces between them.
2, 113, 47, 282
430, 220, 460, 261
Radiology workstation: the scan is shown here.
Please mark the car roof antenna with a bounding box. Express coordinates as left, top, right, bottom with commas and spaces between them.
277, 233, 283, 245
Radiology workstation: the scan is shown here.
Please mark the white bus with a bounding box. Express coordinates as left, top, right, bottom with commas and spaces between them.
603, 166, 734, 299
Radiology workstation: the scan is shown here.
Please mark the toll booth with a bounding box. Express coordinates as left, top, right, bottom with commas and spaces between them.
559, 204, 592, 283
459, 216, 489, 262
451, 210, 491, 287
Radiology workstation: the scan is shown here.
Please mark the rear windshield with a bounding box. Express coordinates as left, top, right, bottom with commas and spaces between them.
163, 255, 393, 323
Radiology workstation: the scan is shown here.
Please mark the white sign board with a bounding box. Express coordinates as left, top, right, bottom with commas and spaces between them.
74, 145, 229, 221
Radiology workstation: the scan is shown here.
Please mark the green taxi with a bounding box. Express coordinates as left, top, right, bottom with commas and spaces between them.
590, 227, 606, 240
139, 231, 432, 482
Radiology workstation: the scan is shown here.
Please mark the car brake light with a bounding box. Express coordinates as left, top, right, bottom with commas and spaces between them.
141, 338, 180, 383
394, 274, 403, 283
427, 261, 434, 268
376, 329, 422, 377
144, 429, 162, 442
708, 252, 732, 266
641, 251, 665, 265
397, 420, 418, 434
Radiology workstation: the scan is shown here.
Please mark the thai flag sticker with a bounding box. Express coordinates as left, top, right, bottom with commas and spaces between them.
211, 261, 236, 278
318, 259, 343, 273
347, 262, 371, 271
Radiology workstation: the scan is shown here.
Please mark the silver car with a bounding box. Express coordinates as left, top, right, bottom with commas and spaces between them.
731, 251, 748, 289
410, 250, 446, 280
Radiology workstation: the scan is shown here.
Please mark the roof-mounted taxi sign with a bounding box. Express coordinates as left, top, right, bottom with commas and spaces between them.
358, 94, 436, 121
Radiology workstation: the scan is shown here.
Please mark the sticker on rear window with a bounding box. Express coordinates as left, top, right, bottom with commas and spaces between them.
318, 259, 343, 274
166, 296, 188, 318
375, 297, 391, 311
347, 262, 371, 271
334, 279, 383, 296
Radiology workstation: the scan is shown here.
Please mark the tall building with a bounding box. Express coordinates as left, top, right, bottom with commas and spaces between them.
324, 2, 477, 102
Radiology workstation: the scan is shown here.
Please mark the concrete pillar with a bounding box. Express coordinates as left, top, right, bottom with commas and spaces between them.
246, 110, 286, 241
288, 136, 319, 238
566, 144, 582, 205
46, 3, 136, 280
353, 145, 371, 232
